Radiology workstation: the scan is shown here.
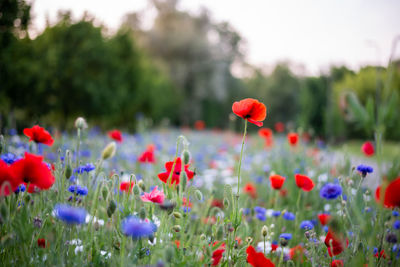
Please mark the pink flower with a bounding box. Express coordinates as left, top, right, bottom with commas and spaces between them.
140, 186, 165, 204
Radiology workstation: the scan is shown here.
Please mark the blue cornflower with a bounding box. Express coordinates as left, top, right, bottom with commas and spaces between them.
68, 185, 88, 196
320, 183, 342, 200
299, 220, 314, 230
54, 204, 87, 224
1, 153, 21, 164
393, 220, 400, 230
310, 219, 318, 226
356, 164, 373, 177
121, 216, 157, 239
243, 208, 251, 216
272, 210, 281, 217
323, 226, 329, 233
254, 206, 266, 221
14, 184, 26, 194
279, 233, 292, 240
74, 163, 96, 174
182, 207, 191, 213
256, 212, 266, 221
254, 206, 266, 214
283, 212, 295, 221
393, 211, 399, 217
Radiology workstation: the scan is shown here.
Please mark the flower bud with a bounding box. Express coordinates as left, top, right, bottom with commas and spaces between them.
216, 225, 224, 240
261, 225, 268, 237
280, 238, 288, 247
173, 212, 182, 219
182, 150, 191, 165
246, 237, 253, 245
133, 185, 140, 196
224, 184, 233, 200
101, 142, 116, 160
107, 200, 117, 217
181, 173, 188, 191
172, 225, 181, 232
194, 190, 203, 201
75, 117, 88, 129
223, 198, 229, 208
65, 164, 72, 179
139, 207, 146, 220
138, 180, 145, 191
200, 234, 206, 240
102, 186, 109, 200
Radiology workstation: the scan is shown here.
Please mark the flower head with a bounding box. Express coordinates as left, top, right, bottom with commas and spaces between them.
243, 182, 257, 198
0, 160, 20, 196
138, 145, 156, 164
324, 230, 348, 257
120, 181, 135, 193
121, 216, 157, 239
1, 153, 21, 165
246, 245, 275, 267
361, 141, 374, 156
275, 122, 285, 133
299, 220, 314, 230
295, 174, 314, 191
108, 129, 123, 143
331, 260, 344, 267
279, 233, 292, 240
356, 164, 373, 177
74, 163, 95, 174
54, 204, 87, 224
318, 213, 331, 225
320, 183, 342, 200
287, 133, 299, 146
283, 212, 295, 221
269, 175, 285, 190
23, 125, 54, 146
375, 177, 400, 208
141, 186, 165, 204
10, 152, 55, 192
232, 98, 267, 127
211, 242, 225, 266
157, 157, 195, 185
68, 185, 88, 196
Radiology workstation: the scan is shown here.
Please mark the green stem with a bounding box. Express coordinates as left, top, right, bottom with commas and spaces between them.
236, 119, 248, 196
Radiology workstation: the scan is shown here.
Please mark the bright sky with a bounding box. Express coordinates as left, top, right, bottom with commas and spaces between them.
30, 0, 400, 75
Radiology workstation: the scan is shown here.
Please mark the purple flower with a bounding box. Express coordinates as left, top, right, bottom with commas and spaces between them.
279, 233, 292, 240
121, 216, 157, 239
356, 164, 373, 177
1, 153, 22, 164
300, 220, 314, 230
54, 204, 87, 224
320, 183, 342, 200
68, 185, 88, 196
283, 212, 295, 221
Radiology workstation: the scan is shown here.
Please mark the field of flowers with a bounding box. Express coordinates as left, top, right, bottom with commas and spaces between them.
1, 99, 399, 267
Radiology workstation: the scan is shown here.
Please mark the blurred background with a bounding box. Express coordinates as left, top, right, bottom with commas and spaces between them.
1, 0, 400, 142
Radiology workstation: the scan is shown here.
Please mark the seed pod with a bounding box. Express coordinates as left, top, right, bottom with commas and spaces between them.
262, 225, 268, 237
107, 200, 117, 217
101, 142, 116, 160
139, 207, 146, 220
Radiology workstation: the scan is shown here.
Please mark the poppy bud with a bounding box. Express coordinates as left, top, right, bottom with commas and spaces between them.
194, 190, 203, 201
165, 246, 175, 263
261, 225, 268, 237
216, 225, 224, 240
172, 225, 181, 232
101, 142, 116, 160
200, 234, 206, 240
65, 164, 72, 179
133, 185, 140, 196
159, 200, 176, 211
102, 186, 109, 200
173, 212, 182, 219
75, 117, 88, 129
223, 198, 229, 208
182, 150, 191, 165
139, 207, 146, 220
0, 135, 4, 154
107, 200, 117, 217
246, 237, 253, 245
138, 180, 145, 191
224, 184, 233, 200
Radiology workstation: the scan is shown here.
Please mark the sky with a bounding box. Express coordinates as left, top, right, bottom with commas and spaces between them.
29, 0, 400, 75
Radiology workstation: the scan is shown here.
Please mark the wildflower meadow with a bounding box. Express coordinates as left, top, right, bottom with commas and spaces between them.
1, 97, 400, 267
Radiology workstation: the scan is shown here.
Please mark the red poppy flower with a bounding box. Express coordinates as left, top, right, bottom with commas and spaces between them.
37, 238, 47, 248
246, 245, 275, 267
289, 245, 304, 261
318, 213, 331, 226
108, 129, 123, 142
258, 128, 273, 138
120, 181, 135, 193
194, 120, 206, 130
182, 197, 192, 208
158, 157, 195, 185
374, 249, 386, 259
331, 260, 344, 267
274, 122, 285, 133
10, 152, 55, 192
295, 174, 314, 191
138, 145, 156, 164
271, 243, 278, 252
211, 199, 224, 209
174, 240, 180, 248
287, 133, 299, 146
279, 188, 288, 197
375, 177, 400, 208
232, 98, 267, 127
23, 125, 54, 146
243, 182, 257, 198
0, 160, 20, 196
324, 230, 348, 257
211, 242, 225, 266
361, 141, 374, 157
269, 175, 285, 190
